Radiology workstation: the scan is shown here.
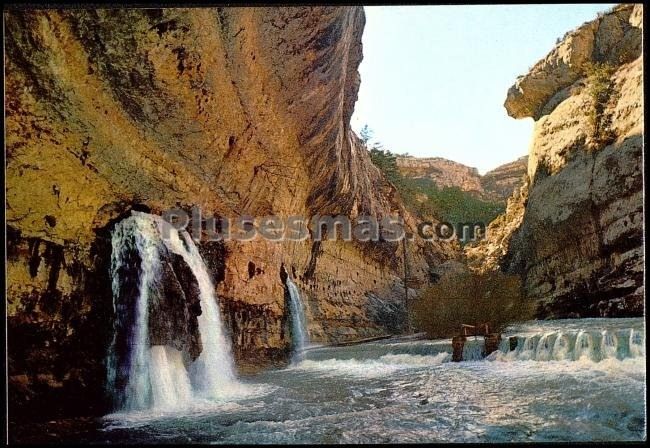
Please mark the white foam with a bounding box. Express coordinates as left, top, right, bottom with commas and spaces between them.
292, 352, 451, 378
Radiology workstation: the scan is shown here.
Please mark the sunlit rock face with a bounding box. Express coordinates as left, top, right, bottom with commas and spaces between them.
396, 156, 528, 202
5, 7, 457, 419
396, 157, 484, 194
468, 4, 643, 318
504, 4, 641, 122
479, 156, 528, 202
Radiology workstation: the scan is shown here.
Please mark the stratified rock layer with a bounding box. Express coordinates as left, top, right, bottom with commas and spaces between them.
469, 4, 643, 318
480, 156, 528, 202
396, 157, 483, 194
396, 156, 528, 202
5, 7, 455, 421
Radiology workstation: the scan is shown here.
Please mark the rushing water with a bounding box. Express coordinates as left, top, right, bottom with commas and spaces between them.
107, 212, 243, 412
107, 214, 161, 411
286, 277, 309, 362
84, 317, 648, 443
162, 222, 240, 400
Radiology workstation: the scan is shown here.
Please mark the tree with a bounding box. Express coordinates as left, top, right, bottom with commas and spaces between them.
360, 124, 373, 145
412, 270, 534, 338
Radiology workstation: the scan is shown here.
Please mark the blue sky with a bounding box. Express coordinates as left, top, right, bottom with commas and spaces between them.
351, 4, 616, 173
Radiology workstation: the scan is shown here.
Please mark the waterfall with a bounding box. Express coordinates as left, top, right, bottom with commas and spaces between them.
574, 331, 595, 361
535, 333, 553, 361
461, 339, 484, 361
107, 213, 161, 411
492, 326, 645, 363
552, 333, 571, 361
107, 211, 239, 412
629, 329, 645, 357
149, 346, 193, 409
160, 222, 238, 399
601, 330, 618, 359
286, 277, 308, 362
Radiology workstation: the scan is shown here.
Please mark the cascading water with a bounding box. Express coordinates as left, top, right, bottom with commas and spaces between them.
552, 333, 571, 361
575, 330, 595, 361
629, 328, 645, 357
461, 338, 485, 361
601, 330, 618, 359
535, 333, 553, 361
161, 223, 239, 399
286, 277, 309, 362
107, 214, 160, 411
149, 346, 193, 409
490, 324, 645, 363
107, 211, 240, 412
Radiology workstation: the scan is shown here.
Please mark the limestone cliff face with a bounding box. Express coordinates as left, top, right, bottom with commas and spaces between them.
5, 7, 455, 420
396, 156, 483, 194
480, 156, 528, 201
468, 4, 643, 318
396, 155, 527, 201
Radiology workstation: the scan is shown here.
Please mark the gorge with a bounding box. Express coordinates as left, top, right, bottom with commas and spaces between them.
4, 4, 645, 444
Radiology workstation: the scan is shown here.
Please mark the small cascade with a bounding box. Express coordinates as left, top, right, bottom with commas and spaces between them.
601, 330, 618, 359
107, 211, 240, 412
629, 329, 645, 357
513, 335, 537, 361
552, 333, 571, 361
461, 339, 484, 361
286, 277, 309, 362
535, 333, 553, 361
493, 326, 645, 363
574, 331, 595, 361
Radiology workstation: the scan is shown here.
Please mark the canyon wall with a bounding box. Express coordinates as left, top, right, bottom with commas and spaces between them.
396, 156, 483, 194
5, 7, 455, 420
467, 4, 644, 318
396, 155, 528, 201
480, 156, 529, 202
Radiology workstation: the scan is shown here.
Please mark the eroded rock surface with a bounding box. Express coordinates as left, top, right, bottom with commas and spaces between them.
480, 156, 528, 202
5, 7, 455, 420
396, 156, 528, 202
468, 4, 643, 318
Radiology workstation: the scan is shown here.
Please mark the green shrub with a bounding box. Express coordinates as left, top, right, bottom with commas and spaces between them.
412, 270, 534, 338
582, 61, 616, 145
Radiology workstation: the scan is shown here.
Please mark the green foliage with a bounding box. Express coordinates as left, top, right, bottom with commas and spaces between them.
402, 178, 504, 229
365, 130, 504, 240
369, 147, 403, 187
582, 61, 616, 145
360, 124, 373, 145
412, 270, 534, 338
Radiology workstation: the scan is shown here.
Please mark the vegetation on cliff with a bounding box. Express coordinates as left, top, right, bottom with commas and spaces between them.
362, 127, 504, 238
583, 61, 616, 146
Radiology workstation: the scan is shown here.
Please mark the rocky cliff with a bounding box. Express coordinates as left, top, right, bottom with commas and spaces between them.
480, 156, 529, 201
396, 155, 528, 201
467, 4, 643, 318
5, 7, 455, 420
396, 156, 483, 193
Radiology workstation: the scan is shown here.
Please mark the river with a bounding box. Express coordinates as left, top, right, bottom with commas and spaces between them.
36, 317, 641, 443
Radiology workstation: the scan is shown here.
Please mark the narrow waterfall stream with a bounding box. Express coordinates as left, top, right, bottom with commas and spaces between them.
286, 277, 309, 362
161, 223, 239, 399
106, 212, 241, 412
